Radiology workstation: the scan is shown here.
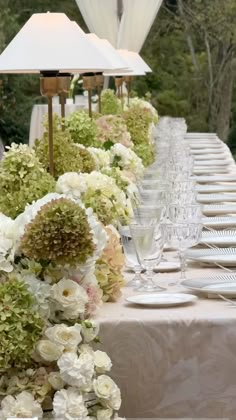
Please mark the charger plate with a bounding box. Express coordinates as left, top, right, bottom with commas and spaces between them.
182, 274, 236, 296
198, 193, 236, 204
200, 230, 236, 246
126, 293, 197, 307
197, 185, 236, 193
202, 216, 236, 228
203, 204, 236, 216
186, 247, 236, 266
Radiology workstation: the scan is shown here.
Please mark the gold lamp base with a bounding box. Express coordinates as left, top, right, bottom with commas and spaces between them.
95, 73, 104, 113
40, 72, 59, 176
57, 74, 71, 130
82, 74, 96, 118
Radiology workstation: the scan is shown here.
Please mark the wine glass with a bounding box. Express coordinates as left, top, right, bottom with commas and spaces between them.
167, 203, 202, 223
161, 222, 202, 283
130, 221, 165, 292
118, 220, 144, 289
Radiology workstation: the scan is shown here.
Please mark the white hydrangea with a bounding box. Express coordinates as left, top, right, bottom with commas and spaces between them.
88, 147, 111, 170
110, 143, 144, 177
56, 172, 87, 198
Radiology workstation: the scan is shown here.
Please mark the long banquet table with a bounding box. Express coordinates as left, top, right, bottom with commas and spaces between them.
97, 131, 236, 419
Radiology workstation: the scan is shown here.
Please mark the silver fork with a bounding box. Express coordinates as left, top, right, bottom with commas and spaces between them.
218, 294, 236, 306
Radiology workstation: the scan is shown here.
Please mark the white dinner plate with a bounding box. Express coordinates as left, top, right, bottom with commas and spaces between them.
194, 154, 232, 161
196, 175, 236, 183
186, 247, 236, 266
202, 216, 236, 228
194, 160, 230, 167
190, 144, 225, 149
198, 193, 236, 204
182, 274, 236, 296
126, 293, 197, 307
194, 167, 230, 175
200, 230, 236, 246
192, 149, 229, 156
197, 184, 236, 193
203, 204, 236, 216
153, 261, 180, 273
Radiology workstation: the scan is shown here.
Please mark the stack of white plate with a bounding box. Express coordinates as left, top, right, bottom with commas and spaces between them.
186, 247, 236, 266
182, 274, 236, 297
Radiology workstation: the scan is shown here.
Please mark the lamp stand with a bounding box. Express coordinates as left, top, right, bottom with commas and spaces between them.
40, 71, 58, 176
57, 74, 71, 131
82, 74, 95, 118
124, 75, 134, 107
95, 73, 104, 113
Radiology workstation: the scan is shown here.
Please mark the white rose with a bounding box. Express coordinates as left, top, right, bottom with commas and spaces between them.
93, 375, 121, 410
94, 350, 112, 373
48, 372, 65, 390
114, 416, 127, 420
53, 387, 88, 419
0, 391, 43, 418
97, 408, 113, 420
36, 340, 64, 362
51, 278, 88, 318
58, 351, 94, 389
81, 320, 99, 343
45, 323, 82, 349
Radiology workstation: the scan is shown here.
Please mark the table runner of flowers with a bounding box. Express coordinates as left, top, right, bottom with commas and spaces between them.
0, 90, 158, 419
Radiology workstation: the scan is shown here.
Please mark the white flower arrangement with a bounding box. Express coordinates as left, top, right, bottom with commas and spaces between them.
110, 143, 144, 178
88, 146, 112, 170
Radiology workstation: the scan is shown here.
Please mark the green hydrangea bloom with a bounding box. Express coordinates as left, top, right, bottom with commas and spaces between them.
0, 276, 44, 371
76, 145, 96, 173
134, 143, 155, 167
65, 111, 100, 147
101, 89, 122, 115
0, 144, 56, 219
101, 167, 129, 192
34, 131, 83, 179
123, 104, 153, 145
95, 258, 125, 302
20, 198, 95, 266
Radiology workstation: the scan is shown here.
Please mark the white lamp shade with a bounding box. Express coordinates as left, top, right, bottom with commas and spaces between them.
104, 49, 146, 76
0, 13, 115, 73
86, 34, 129, 72
129, 51, 152, 73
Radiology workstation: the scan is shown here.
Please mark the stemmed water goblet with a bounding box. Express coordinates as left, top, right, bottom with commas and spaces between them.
130, 220, 165, 292
161, 222, 202, 284
118, 218, 144, 289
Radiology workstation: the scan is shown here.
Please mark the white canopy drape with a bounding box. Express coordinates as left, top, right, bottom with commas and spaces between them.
75, 0, 119, 48
117, 0, 162, 51
75, 0, 163, 52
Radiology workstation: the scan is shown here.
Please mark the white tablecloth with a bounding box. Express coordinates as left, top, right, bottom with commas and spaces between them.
96, 131, 236, 419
